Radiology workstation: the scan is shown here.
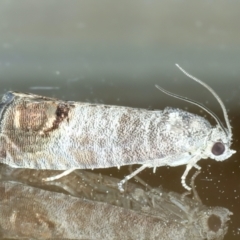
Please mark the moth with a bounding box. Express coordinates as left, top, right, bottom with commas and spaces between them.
0, 65, 235, 191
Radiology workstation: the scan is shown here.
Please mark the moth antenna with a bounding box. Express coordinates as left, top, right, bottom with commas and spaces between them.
155, 84, 227, 136
175, 64, 232, 138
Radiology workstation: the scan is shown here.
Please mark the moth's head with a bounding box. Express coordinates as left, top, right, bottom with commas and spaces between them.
204, 126, 235, 161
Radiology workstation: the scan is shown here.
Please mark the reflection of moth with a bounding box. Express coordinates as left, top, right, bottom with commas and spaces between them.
0, 65, 235, 191
0, 169, 232, 240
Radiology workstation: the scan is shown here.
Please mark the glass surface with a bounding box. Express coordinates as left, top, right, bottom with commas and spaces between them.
0, 1, 239, 239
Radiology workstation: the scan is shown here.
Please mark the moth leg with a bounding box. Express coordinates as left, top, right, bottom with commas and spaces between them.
180, 170, 201, 202
193, 163, 201, 170
190, 170, 202, 204
42, 168, 76, 182
169, 193, 191, 215
181, 164, 194, 191
118, 165, 148, 192
128, 166, 152, 191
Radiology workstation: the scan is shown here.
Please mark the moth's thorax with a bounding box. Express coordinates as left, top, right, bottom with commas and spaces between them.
162, 107, 235, 162
159, 107, 212, 153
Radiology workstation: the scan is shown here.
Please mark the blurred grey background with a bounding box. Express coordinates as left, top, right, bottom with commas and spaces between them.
0, 1, 240, 239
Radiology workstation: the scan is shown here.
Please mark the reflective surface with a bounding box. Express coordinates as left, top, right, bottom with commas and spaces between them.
0, 1, 240, 239
0, 166, 232, 239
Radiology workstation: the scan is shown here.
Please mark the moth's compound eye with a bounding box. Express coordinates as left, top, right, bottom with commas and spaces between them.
211, 142, 225, 156
208, 214, 221, 232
